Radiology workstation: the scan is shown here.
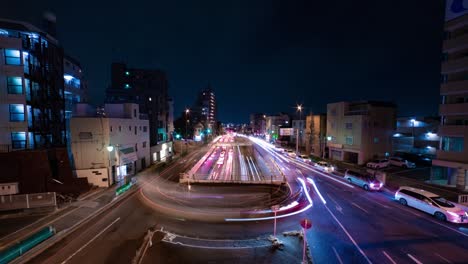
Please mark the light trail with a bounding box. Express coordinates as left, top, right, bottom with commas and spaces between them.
307, 178, 327, 204
225, 177, 313, 222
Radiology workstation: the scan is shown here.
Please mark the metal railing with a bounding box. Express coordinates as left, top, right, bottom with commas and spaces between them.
0, 192, 57, 211
459, 194, 468, 205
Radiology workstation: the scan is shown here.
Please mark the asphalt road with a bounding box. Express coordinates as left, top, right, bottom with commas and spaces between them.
25, 136, 468, 264
252, 138, 468, 264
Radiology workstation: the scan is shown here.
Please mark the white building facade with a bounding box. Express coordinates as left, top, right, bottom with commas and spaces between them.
71, 103, 150, 187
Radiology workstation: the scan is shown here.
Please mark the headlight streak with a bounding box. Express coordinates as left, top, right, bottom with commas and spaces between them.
307, 178, 327, 205
225, 177, 313, 222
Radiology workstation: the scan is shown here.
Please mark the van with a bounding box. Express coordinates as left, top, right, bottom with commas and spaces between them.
395, 186, 468, 223
344, 170, 383, 191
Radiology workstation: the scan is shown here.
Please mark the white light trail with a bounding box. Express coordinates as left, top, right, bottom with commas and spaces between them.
307, 178, 327, 204
225, 177, 313, 222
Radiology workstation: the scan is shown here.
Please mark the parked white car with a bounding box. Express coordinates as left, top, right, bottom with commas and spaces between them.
314, 161, 335, 172
297, 155, 311, 163
284, 149, 297, 158
395, 186, 468, 223
389, 157, 416, 168
366, 159, 389, 169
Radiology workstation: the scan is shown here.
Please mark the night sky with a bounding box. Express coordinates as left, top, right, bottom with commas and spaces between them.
2, 0, 445, 123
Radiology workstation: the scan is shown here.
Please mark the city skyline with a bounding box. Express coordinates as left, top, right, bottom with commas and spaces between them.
1, 0, 444, 123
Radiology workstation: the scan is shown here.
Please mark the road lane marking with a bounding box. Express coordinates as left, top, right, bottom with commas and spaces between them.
61, 217, 121, 264
434, 253, 452, 263
351, 202, 369, 214
323, 205, 372, 264
382, 251, 397, 264
360, 195, 390, 209
332, 246, 344, 264
293, 161, 354, 189
407, 254, 423, 264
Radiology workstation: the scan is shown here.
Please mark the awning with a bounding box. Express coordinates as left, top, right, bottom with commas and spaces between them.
119, 147, 138, 164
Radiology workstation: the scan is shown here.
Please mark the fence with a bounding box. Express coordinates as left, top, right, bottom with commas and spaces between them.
459, 194, 468, 205
0, 192, 57, 211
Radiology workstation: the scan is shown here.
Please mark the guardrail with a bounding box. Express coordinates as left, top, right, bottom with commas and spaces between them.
459, 194, 468, 205
0, 192, 57, 211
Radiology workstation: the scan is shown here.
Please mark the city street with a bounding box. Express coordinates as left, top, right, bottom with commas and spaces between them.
8, 135, 468, 264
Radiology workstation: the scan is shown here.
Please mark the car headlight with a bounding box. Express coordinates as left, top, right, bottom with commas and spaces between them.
447, 211, 459, 217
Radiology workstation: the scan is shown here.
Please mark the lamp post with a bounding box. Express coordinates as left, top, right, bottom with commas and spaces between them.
107, 144, 121, 185
296, 105, 302, 155
106, 145, 114, 187
185, 109, 190, 139
410, 118, 416, 149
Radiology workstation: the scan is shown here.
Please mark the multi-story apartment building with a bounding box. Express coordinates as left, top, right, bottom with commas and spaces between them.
326, 101, 396, 165
71, 103, 150, 187
106, 63, 172, 162
290, 119, 306, 149
305, 114, 327, 158
392, 116, 440, 157
432, 6, 468, 190
0, 18, 66, 152
106, 62, 169, 146
265, 113, 290, 143
191, 86, 216, 131
249, 113, 266, 136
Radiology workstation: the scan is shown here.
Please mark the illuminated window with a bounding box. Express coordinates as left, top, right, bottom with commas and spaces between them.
345, 136, 353, 145
4, 49, 21, 65
7, 77, 23, 94
9, 104, 24, 122
442, 137, 464, 152
11, 132, 26, 149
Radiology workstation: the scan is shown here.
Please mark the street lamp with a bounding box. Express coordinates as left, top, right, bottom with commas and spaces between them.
185, 108, 190, 139
296, 105, 303, 154
107, 144, 121, 185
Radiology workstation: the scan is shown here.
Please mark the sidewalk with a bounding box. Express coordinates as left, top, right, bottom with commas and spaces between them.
0, 158, 172, 257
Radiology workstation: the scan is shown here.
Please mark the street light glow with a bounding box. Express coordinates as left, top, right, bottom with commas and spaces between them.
106, 145, 114, 152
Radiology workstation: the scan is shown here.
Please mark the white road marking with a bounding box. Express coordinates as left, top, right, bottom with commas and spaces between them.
351, 202, 369, 214
294, 161, 354, 189
434, 253, 452, 263
361, 195, 390, 209
324, 205, 372, 264
382, 251, 397, 264
61, 217, 120, 263
407, 254, 423, 264
332, 246, 344, 264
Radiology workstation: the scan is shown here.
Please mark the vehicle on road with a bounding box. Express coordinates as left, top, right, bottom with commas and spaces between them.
366, 159, 389, 169
297, 154, 311, 163
284, 149, 296, 158
389, 157, 416, 168
344, 170, 383, 191
314, 161, 335, 172
395, 186, 468, 223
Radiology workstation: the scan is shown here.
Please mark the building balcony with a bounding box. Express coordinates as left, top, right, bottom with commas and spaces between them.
438, 125, 468, 136
441, 56, 468, 74
436, 150, 468, 163
441, 80, 468, 95
439, 103, 468, 116
443, 34, 468, 53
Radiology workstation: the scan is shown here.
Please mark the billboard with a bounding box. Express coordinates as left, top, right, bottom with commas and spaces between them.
446, 0, 468, 21
280, 128, 294, 136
